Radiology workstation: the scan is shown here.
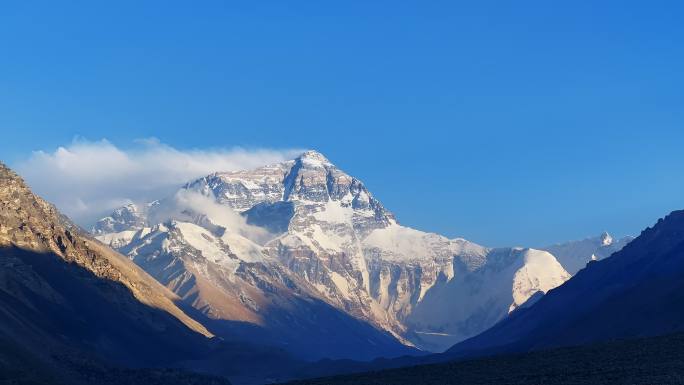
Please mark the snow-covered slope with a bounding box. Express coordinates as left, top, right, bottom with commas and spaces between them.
404, 248, 570, 350
543, 232, 633, 275
107, 215, 412, 360
445, 210, 684, 360
95, 150, 588, 353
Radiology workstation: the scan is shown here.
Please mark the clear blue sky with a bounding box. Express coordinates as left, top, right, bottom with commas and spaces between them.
1, 1, 683, 247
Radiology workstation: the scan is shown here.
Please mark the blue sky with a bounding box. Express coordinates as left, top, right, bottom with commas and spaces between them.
1, 1, 683, 246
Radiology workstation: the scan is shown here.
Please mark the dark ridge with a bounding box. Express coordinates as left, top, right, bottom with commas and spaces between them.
0, 245, 229, 385
283, 332, 684, 385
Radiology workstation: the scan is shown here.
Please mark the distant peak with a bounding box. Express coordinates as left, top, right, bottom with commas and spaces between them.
297, 150, 331, 164
600, 231, 613, 246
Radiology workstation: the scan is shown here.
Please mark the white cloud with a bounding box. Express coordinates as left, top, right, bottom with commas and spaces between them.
150, 189, 275, 245
14, 138, 303, 226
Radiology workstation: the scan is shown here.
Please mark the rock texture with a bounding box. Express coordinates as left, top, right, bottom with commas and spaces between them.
111, 219, 412, 360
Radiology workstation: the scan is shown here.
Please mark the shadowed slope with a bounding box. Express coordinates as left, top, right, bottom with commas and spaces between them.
0, 246, 230, 385
0, 162, 210, 337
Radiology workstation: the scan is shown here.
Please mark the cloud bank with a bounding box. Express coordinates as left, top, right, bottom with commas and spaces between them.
150, 189, 275, 245
15, 138, 302, 226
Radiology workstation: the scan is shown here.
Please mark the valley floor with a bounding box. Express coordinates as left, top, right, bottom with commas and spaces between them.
284, 333, 684, 385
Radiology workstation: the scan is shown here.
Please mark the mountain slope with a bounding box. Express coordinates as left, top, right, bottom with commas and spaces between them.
446, 209, 684, 358
405, 248, 569, 350
96, 202, 413, 360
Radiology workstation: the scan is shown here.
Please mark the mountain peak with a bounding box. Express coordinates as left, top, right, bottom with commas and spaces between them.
297, 150, 331, 165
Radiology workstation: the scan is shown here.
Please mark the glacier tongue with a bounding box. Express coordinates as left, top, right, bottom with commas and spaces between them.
94, 150, 629, 353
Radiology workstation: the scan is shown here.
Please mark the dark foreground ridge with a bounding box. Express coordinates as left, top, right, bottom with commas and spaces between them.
284, 332, 684, 385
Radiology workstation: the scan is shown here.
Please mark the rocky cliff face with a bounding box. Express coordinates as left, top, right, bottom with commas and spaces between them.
95, 151, 625, 352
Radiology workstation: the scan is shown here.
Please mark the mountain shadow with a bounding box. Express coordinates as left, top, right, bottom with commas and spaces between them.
242, 201, 295, 234
283, 332, 684, 385
0, 245, 230, 385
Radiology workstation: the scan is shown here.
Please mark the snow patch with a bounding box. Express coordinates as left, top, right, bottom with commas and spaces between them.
313, 200, 353, 224
330, 271, 352, 300
221, 231, 266, 263
509, 249, 571, 312
364, 224, 445, 261
96, 230, 138, 247
174, 222, 226, 262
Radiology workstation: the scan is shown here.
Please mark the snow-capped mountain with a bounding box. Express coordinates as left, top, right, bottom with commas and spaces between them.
543, 232, 634, 275
94, 150, 624, 353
